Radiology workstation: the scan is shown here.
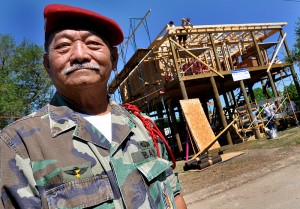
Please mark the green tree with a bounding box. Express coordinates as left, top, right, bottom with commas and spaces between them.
283, 83, 300, 101
253, 87, 274, 102
0, 34, 53, 129
253, 88, 265, 102
286, 18, 300, 65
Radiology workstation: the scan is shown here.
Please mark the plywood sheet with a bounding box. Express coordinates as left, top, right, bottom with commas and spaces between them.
142, 60, 161, 85
129, 70, 143, 96
180, 99, 220, 152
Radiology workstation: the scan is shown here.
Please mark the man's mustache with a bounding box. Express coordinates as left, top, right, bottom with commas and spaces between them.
62, 63, 101, 75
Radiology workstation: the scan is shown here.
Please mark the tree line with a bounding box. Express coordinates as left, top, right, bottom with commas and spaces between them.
0, 34, 53, 129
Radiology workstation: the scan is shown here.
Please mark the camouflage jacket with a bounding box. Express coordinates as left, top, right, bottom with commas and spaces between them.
0, 93, 181, 209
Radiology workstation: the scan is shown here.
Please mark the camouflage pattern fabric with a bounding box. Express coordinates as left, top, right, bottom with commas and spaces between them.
0, 93, 181, 208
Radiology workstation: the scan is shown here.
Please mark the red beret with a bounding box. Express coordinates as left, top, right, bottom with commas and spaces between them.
44, 4, 124, 46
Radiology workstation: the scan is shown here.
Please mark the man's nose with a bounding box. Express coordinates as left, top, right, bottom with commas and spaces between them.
70, 41, 91, 64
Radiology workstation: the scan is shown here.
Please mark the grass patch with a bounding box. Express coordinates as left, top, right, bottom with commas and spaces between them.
223, 127, 300, 152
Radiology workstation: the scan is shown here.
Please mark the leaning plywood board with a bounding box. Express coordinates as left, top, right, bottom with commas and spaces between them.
180, 98, 220, 152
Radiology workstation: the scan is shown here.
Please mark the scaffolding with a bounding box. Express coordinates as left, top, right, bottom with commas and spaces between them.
108, 21, 300, 158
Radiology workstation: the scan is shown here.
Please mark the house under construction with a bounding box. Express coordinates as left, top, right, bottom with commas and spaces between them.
108, 20, 300, 158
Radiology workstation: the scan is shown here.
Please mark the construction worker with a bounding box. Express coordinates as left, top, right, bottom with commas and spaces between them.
178, 17, 193, 47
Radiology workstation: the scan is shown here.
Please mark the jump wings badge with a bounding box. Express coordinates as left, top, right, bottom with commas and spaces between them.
61, 163, 92, 183
64, 166, 88, 179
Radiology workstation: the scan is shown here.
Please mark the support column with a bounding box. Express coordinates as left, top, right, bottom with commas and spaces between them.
167, 101, 183, 156
202, 99, 209, 120
267, 71, 279, 98
261, 80, 271, 99
220, 83, 232, 121
230, 90, 237, 107
240, 80, 261, 139
248, 83, 255, 102
178, 103, 186, 129
280, 29, 300, 97
210, 77, 233, 145
228, 92, 237, 118
155, 104, 164, 131
251, 31, 278, 97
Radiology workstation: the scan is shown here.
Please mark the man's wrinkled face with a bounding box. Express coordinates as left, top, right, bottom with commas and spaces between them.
43, 29, 118, 96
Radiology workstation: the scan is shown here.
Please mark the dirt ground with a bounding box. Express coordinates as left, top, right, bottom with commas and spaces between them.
175, 126, 300, 196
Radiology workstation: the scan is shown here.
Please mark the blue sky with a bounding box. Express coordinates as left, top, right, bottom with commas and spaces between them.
0, 0, 299, 55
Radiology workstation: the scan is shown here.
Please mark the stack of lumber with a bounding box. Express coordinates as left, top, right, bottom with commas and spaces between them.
183, 151, 244, 171
183, 153, 222, 171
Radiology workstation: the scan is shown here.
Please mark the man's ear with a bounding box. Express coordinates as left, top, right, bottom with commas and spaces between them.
43, 54, 52, 77
111, 47, 118, 71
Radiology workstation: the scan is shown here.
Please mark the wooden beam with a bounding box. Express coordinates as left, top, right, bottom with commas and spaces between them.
169, 38, 224, 78
210, 77, 233, 145
239, 80, 261, 139
169, 37, 189, 99
209, 33, 223, 72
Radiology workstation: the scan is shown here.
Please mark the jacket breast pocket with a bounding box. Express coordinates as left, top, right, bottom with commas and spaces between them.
45, 175, 113, 209
135, 157, 176, 209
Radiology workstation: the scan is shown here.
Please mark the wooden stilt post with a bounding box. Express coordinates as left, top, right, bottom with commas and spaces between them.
248, 83, 255, 102
210, 77, 233, 145
155, 104, 164, 131
230, 90, 237, 107
227, 92, 236, 119
251, 31, 278, 98
267, 71, 279, 98
239, 80, 261, 139
220, 83, 233, 121
202, 99, 210, 120
261, 80, 270, 99
280, 29, 300, 98
167, 101, 183, 155
208, 33, 232, 144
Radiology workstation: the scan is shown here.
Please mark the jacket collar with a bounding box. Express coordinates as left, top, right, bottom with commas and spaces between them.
48, 92, 134, 153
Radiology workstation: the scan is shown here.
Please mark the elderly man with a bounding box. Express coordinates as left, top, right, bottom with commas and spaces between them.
0, 4, 186, 209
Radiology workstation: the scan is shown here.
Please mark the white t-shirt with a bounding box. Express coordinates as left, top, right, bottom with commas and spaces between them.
79, 112, 112, 143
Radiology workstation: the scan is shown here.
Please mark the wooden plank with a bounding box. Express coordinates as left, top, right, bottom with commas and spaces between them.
180, 98, 220, 152
186, 151, 245, 172
220, 151, 245, 162
178, 47, 209, 57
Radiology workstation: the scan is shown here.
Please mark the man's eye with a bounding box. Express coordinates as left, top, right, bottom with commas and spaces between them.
55, 42, 70, 49
87, 41, 101, 46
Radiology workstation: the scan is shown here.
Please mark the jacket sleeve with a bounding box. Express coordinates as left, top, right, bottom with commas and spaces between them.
0, 132, 41, 208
